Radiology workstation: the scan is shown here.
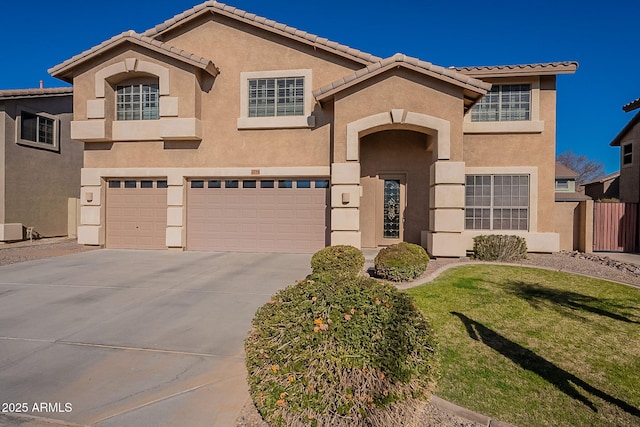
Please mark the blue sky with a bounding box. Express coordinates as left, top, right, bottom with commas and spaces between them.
2, 0, 638, 173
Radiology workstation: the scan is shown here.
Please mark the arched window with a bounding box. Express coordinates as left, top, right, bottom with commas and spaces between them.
116, 82, 159, 120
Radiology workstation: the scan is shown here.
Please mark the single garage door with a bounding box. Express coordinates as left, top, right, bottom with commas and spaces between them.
187, 178, 329, 253
106, 179, 168, 249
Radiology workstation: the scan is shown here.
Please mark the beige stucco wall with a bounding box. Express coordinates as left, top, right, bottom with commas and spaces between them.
554, 201, 581, 251
1, 95, 83, 237
618, 119, 640, 203
463, 76, 557, 234
73, 14, 364, 170
360, 130, 431, 247
333, 70, 464, 164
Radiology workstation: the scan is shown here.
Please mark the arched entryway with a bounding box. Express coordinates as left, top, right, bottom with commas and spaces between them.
359, 129, 432, 248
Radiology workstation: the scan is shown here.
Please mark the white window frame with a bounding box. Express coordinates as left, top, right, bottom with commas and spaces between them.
238, 69, 314, 129
15, 107, 59, 151
115, 82, 160, 121
471, 84, 531, 122
464, 173, 531, 231
464, 77, 543, 134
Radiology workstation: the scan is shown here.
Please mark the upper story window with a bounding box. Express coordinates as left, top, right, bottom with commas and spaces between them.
555, 179, 570, 191
116, 83, 159, 120
471, 84, 531, 122
248, 77, 304, 117
16, 109, 59, 151
623, 144, 632, 165
238, 69, 313, 129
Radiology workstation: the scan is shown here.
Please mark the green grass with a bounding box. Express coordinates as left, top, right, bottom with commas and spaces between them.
407, 265, 640, 427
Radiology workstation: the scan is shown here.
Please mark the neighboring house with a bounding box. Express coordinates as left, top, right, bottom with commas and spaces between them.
583, 171, 620, 201
48, 1, 577, 256
610, 97, 640, 203
0, 87, 83, 241
553, 162, 591, 251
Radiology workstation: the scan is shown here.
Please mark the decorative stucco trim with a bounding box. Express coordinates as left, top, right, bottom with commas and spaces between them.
346, 110, 451, 161
238, 69, 314, 130
95, 58, 170, 98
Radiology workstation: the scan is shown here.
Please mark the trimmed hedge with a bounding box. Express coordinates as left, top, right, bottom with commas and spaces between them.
245, 277, 437, 426
374, 242, 430, 282
310, 245, 365, 282
472, 234, 527, 261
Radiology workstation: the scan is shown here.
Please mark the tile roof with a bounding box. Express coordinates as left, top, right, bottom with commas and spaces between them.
555, 162, 579, 179
583, 171, 620, 185
623, 97, 640, 112
49, 30, 219, 82
454, 61, 579, 77
555, 191, 591, 202
314, 53, 491, 109
0, 87, 73, 100
141, 1, 380, 65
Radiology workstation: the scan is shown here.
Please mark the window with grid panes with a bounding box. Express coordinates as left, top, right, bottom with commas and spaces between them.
465, 175, 529, 230
471, 84, 531, 122
248, 77, 304, 117
20, 111, 55, 145
116, 83, 159, 120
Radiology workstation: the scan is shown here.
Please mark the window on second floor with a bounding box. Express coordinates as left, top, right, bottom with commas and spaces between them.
623, 144, 633, 165
471, 84, 531, 122
116, 83, 159, 121
248, 77, 304, 117
16, 109, 59, 151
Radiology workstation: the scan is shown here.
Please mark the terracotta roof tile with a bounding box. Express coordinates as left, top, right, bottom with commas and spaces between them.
454, 61, 579, 77
49, 31, 218, 80
141, 1, 380, 65
0, 87, 73, 100
314, 53, 491, 101
623, 97, 640, 112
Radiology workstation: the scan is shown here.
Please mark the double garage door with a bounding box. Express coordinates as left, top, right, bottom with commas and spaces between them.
106, 178, 329, 253
187, 178, 329, 253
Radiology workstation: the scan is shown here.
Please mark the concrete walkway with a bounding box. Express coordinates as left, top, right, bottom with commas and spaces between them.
0, 250, 312, 427
597, 251, 640, 266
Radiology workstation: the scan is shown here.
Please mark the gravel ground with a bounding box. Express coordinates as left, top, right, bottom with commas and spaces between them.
0, 237, 97, 266
2, 239, 637, 426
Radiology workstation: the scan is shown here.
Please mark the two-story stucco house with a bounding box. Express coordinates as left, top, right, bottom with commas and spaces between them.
610, 97, 640, 203
0, 87, 83, 241
49, 1, 577, 256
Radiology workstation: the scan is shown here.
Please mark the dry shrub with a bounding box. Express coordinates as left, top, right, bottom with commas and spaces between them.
472, 234, 527, 262
245, 277, 437, 426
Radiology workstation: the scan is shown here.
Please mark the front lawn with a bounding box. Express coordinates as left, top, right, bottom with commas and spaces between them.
407, 265, 640, 427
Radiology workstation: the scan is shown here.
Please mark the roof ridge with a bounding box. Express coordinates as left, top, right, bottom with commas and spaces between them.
141, 0, 381, 65
623, 97, 640, 112
49, 30, 216, 77
0, 87, 73, 99
453, 61, 579, 71
313, 53, 491, 99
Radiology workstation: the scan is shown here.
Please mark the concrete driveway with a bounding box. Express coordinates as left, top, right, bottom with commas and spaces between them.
0, 250, 312, 426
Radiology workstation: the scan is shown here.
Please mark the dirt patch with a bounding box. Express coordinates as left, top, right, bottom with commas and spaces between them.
0, 237, 98, 267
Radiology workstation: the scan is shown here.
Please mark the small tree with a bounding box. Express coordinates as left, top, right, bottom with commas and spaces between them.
557, 151, 606, 185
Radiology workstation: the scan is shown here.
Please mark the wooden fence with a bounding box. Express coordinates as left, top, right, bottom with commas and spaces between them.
593, 202, 638, 252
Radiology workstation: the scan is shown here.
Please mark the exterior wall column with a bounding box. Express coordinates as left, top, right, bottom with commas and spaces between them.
425, 161, 466, 257
77, 168, 105, 245
330, 163, 362, 247
166, 172, 185, 249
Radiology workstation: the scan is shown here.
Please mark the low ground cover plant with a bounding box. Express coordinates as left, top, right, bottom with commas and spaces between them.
245, 275, 437, 426
472, 234, 527, 261
374, 242, 429, 282
310, 245, 365, 282
408, 264, 640, 427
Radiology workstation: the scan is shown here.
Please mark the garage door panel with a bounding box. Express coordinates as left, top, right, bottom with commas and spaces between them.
187, 179, 328, 253
106, 182, 167, 250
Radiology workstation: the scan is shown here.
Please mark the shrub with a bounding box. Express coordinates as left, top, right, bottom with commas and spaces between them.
374, 242, 430, 282
245, 277, 437, 427
310, 245, 365, 283
472, 234, 527, 261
